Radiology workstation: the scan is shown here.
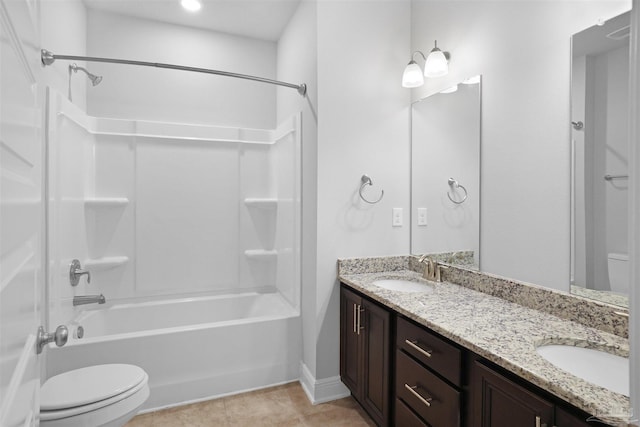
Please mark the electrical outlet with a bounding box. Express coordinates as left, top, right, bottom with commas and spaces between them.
392, 208, 403, 227
417, 208, 427, 226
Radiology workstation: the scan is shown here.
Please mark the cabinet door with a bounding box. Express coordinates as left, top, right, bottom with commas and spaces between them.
555, 407, 610, 427
361, 298, 391, 426
473, 361, 553, 427
340, 287, 362, 396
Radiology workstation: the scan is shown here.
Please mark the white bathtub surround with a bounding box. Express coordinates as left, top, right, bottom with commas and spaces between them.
46, 90, 302, 410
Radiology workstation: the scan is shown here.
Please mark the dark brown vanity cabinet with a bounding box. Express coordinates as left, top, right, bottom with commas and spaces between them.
340, 286, 392, 427
395, 316, 463, 427
471, 361, 611, 427
340, 283, 615, 427
472, 360, 553, 427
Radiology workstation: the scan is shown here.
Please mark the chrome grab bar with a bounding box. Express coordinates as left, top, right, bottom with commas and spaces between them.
405, 339, 433, 358
404, 384, 433, 407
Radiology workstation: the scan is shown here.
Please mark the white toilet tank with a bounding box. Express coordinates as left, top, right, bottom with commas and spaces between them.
607, 253, 629, 294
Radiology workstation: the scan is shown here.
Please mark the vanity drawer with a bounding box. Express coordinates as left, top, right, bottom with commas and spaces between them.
395, 398, 429, 427
396, 350, 461, 427
396, 317, 462, 386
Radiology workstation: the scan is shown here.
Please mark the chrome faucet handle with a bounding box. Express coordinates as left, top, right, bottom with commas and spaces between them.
70, 259, 91, 286
420, 256, 434, 280
36, 325, 68, 354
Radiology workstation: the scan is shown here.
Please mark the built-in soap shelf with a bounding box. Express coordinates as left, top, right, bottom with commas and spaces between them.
83, 256, 129, 271
84, 197, 129, 208
244, 198, 278, 210
244, 249, 277, 260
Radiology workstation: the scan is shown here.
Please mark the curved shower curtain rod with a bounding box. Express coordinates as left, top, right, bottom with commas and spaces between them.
41, 49, 307, 97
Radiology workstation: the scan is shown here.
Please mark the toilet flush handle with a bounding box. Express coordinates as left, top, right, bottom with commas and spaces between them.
36, 325, 68, 354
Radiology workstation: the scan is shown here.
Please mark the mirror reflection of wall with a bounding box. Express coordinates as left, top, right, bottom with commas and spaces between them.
571, 11, 629, 307
411, 77, 481, 268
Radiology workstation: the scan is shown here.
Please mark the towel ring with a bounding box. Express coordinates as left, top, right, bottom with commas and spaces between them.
447, 177, 467, 204
359, 174, 384, 204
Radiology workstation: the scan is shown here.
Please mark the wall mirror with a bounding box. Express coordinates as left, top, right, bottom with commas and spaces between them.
410, 76, 481, 269
570, 11, 630, 308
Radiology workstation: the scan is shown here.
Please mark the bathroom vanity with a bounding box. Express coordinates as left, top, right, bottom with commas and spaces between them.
338, 256, 629, 427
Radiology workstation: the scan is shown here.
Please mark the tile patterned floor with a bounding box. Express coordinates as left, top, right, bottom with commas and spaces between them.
125, 382, 376, 427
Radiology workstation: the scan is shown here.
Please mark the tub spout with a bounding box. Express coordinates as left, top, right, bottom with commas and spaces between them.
73, 294, 106, 306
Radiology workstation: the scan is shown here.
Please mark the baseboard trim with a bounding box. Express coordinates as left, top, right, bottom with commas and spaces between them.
299, 362, 350, 405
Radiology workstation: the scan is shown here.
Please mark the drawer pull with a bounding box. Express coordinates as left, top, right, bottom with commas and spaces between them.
405, 339, 433, 358
404, 384, 433, 407
535, 416, 548, 427
353, 304, 357, 333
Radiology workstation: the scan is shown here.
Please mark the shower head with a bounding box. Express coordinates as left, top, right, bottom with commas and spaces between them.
69, 63, 103, 86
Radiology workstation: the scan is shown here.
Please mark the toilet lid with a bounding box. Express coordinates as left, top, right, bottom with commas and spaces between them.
41, 364, 147, 411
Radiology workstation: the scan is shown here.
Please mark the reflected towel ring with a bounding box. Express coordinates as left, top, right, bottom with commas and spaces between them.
359, 174, 384, 204
447, 177, 467, 204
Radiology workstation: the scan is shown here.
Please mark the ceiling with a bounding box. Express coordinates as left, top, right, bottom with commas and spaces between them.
83, 0, 302, 41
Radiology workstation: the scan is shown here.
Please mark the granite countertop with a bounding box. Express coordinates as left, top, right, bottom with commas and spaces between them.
339, 269, 630, 427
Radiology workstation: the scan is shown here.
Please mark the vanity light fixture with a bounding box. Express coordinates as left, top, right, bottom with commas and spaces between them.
402, 40, 450, 88
402, 51, 426, 88
424, 40, 449, 78
181, 0, 201, 12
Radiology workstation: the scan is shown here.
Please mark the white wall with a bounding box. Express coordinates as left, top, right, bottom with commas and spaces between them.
40, 0, 87, 110
278, 0, 411, 393
410, 0, 631, 290
314, 0, 411, 382
277, 0, 320, 388
86, 9, 276, 129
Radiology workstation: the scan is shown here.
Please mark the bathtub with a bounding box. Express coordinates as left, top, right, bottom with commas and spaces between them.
46, 292, 301, 410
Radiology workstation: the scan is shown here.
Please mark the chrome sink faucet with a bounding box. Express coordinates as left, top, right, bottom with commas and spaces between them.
418, 255, 443, 282
73, 294, 106, 306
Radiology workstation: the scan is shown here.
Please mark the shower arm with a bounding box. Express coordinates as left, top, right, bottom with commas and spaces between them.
41, 49, 307, 97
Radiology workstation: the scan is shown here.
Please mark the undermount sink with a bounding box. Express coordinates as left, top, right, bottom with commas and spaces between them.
535, 344, 629, 396
372, 279, 434, 293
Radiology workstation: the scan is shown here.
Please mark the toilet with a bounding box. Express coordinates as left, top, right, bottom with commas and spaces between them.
607, 252, 629, 294
40, 364, 149, 427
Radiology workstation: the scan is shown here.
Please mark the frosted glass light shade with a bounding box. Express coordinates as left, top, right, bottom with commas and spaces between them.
402, 61, 424, 88
181, 0, 201, 11
424, 49, 448, 78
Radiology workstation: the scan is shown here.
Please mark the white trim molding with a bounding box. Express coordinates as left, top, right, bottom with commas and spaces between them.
299, 362, 350, 405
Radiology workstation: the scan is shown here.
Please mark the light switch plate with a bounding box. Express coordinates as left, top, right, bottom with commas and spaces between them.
392, 208, 403, 227
417, 208, 427, 226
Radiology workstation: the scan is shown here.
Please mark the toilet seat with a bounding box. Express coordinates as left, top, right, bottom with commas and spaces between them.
40, 364, 149, 425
